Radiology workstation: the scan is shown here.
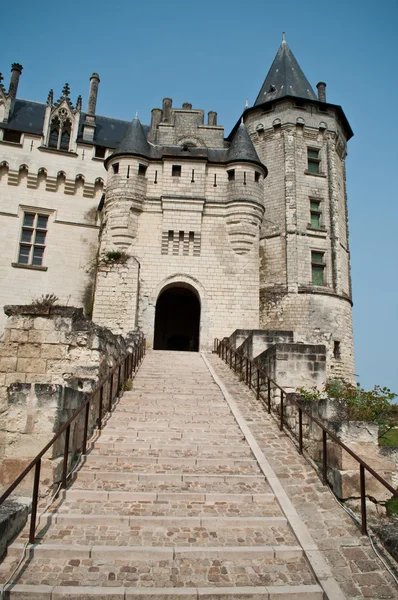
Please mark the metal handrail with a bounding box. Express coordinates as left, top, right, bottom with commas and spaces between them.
0, 337, 146, 543
214, 338, 398, 535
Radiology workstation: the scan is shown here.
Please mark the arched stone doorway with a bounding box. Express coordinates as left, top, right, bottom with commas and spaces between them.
153, 285, 200, 351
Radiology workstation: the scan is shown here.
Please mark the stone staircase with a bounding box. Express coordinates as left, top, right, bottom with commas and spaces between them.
0, 350, 329, 598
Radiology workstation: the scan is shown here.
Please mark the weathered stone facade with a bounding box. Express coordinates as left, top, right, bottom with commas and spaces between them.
0, 39, 355, 380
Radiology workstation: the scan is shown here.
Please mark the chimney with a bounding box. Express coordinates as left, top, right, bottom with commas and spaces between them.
182, 102, 192, 109
87, 73, 100, 116
83, 73, 100, 142
148, 108, 162, 143
8, 63, 23, 117
316, 81, 327, 103
162, 98, 172, 123
208, 111, 217, 126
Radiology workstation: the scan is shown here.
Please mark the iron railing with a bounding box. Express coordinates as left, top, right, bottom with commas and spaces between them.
214, 338, 398, 535
0, 337, 146, 543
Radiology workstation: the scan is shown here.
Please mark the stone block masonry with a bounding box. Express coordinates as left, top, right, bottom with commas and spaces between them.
0, 305, 141, 494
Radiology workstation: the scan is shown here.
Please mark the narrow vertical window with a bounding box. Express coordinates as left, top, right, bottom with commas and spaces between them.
127, 165, 130, 178
154, 170, 158, 184
333, 341, 341, 359
213, 174, 217, 187
191, 169, 195, 183
310, 199, 321, 229
18, 212, 48, 266
255, 171, 261, 183
243, 172, 246, 185
311, 251, 325, 285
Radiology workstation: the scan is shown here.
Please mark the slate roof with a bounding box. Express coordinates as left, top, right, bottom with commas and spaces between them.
107, 117, 152, 161
1, 99, 132, 148
227, 122, 261, 164
254, 39, 317, 106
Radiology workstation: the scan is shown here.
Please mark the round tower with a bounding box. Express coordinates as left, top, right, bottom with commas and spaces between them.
242, 37, 354, 380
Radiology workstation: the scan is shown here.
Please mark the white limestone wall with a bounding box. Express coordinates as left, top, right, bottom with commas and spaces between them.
0, 134, 106, 331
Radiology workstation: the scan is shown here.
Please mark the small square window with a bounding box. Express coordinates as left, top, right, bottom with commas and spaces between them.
307, 149, 320, 175
227, 169, 235, 181
95, 146, 106, 158
18, 212, 49, 267
311, 251, 325, 285
138, 164, 147, 176
172, 165, 181, 177
112, 163, 119, 174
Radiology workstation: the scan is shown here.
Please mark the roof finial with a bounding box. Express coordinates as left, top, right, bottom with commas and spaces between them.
0, 73, 3, 83
135, 110, 139, 120
62, 83, 70, 98
282, 32, 286, 44
240, 116, 244, 125
245, 98, 249, 109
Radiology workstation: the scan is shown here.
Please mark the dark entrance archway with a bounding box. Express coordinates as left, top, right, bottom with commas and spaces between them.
153, 286, 200, 351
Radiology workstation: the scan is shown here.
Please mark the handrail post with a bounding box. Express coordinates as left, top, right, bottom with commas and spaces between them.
248, 362, 252, 390
108, 372, 113, 412
98, 386, 104, 431
234, 352, 237, 373
267, 378, 271, 414
322, 430, 327, 485
62, 424, 70, 489
82, 400, 90, 454
117, 364, 122, 396
256, 369, 260, 400
245, 358, 249, 385
29, 459, 41, 544
360, 465, 367, 535
298, 408, 303, 454
280, 391, 284, 431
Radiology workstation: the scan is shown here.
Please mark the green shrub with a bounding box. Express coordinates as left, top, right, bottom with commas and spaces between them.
386, 496, 398, 517
32, 293, 59, 308
100, 250, 129, 265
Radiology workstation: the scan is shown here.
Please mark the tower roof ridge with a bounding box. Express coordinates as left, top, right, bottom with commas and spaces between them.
254, 39, 317, 106
227, 121, 262, 166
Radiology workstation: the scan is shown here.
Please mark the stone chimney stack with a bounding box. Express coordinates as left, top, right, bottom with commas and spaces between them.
83, 72, 100, 142
87, 72, 100, 116
148, 108, 162, 143
316, 81, 327, 103
208, 111, 217, 126
8, 63, 23, 117
162, 98, 172, 123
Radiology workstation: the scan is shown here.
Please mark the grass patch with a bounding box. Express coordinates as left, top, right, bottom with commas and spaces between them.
386, 496, 398, 517
379, 428, 398, 447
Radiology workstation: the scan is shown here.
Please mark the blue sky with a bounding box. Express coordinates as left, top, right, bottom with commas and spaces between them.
2, 0, 397, 393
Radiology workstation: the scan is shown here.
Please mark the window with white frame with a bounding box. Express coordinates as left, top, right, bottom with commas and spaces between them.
18, 212, 49, 266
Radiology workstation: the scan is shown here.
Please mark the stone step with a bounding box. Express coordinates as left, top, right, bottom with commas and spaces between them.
0, 550, 320, 596
89, 441, 252, 458
17, 515, 294, 548
103, 414, 238, 424
102, 419, 240, 432
81, 456, 260, 475
72, 472, 270, 494
46, 490, 280, 517
111, 405, 232, 414
91, 429, 245, 442
1, 584, 324, 599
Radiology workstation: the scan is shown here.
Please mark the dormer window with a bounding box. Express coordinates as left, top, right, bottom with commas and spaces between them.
48, 114, 71, 152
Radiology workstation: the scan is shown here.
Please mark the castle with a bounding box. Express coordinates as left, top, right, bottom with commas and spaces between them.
0, 37, 354, 381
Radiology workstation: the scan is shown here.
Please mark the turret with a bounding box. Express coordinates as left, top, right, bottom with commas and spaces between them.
224, 122, 267, 254
241, 35, 354, 380
102, 117, 150, 248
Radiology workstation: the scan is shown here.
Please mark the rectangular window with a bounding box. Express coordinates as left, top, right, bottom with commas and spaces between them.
112, 163, 119, 174
95, 146, 106, 158
3, 130, 21, 143
255, 171, 261, 183
310, 199, 321, 229
227, 169, 235, 181
18, 212, 48, 266
307, 148, 320, 174
311, 251, 325, 285
172, 165, 181, 177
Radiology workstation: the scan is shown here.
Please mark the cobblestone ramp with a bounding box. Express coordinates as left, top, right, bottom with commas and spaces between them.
0, 351, 392, 598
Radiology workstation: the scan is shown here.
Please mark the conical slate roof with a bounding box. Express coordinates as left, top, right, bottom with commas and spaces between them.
254, 38, 317, 106
108, 116, 151, 161
227, 122, 261, 164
